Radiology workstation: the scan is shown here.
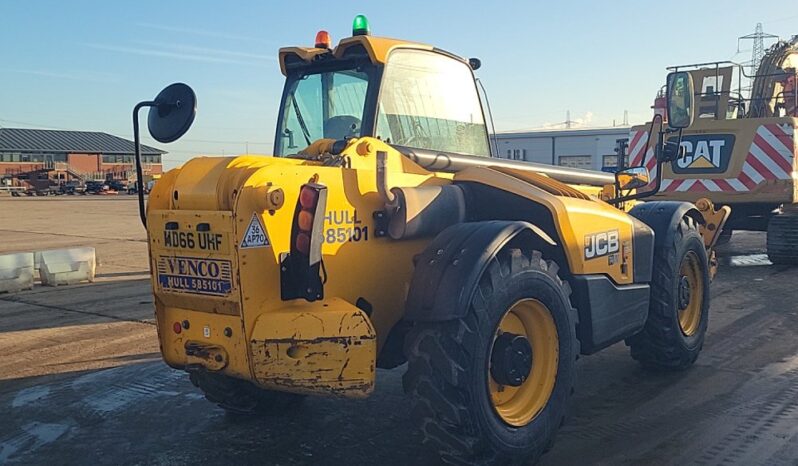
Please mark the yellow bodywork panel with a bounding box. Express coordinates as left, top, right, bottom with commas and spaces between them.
148, 142, 444, 397
455, 166, 636, 285
249, 298, 376, 397
147, 137, 643, 397
231, 140, 440, 357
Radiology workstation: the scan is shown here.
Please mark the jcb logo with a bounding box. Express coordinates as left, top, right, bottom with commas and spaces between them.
585, 230, 620, 259
671, 134, 735, 174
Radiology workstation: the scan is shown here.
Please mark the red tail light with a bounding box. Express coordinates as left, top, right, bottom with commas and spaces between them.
300, 188, 319, 209
297, 210, 314, 231
296, 232, 311, 255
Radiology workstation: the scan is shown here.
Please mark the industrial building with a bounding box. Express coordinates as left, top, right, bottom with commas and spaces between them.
0, 128, 164, 190
493, 126, 632, 172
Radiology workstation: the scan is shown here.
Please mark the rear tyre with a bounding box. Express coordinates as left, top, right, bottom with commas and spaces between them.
627, 216, 709, 370
188, 370, 305, 415
767, 213, 798, 265
403, 248, 578, 465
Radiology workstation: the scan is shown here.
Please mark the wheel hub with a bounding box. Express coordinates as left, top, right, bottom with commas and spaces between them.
490, 332, 533, 387
678, 275, 692, 310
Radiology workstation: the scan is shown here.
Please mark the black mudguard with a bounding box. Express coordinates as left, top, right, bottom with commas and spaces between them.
629, 201, 703, 251
404, 221, 555, 322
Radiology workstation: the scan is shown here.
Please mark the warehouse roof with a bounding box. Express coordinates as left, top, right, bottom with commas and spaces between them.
0, 128, 165, 155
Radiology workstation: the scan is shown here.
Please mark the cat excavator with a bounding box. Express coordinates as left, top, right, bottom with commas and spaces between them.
627, 35, 797, 263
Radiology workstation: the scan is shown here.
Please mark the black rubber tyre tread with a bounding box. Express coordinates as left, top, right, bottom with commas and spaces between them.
627, 216, 709, 370
188, 370, 305, 415
767, 213, 798, 265
403, 248, 578, 465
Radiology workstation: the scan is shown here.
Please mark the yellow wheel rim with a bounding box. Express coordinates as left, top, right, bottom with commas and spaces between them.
489, 299, 559, 427
678, 251, 704, 336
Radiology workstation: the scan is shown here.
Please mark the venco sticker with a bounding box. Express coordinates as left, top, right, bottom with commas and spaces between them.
157, 256, 233, 297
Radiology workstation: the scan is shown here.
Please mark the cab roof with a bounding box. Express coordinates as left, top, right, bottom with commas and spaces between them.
279, 35, 451, 75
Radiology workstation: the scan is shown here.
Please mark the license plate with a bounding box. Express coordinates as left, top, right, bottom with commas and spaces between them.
161, 230, 229, 254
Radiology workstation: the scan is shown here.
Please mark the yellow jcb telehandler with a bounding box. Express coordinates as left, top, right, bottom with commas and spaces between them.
131, 16, 729, 464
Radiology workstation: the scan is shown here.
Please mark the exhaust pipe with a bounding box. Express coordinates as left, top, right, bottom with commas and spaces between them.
377, 151, 467, 240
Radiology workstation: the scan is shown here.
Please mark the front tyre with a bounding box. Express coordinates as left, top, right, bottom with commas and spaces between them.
403, 249, 578, 465
627, 216, 710, 370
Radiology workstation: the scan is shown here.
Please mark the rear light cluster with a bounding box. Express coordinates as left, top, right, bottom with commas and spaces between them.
292, 184, 327, 262
296, 187, 320, 254
281, 183, 328, 302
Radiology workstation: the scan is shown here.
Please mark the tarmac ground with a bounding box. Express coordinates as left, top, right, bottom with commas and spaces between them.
1, 196, 797, 465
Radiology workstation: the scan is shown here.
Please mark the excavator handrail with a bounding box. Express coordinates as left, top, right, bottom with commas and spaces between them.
666, 60, 741, 71
665, 60, 796, 119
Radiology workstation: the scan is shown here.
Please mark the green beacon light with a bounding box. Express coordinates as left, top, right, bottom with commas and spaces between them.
352, 14, 370, 36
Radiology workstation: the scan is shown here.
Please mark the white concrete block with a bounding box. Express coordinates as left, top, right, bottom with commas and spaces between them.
0, 252, 35, 293
39, 247, 96, 286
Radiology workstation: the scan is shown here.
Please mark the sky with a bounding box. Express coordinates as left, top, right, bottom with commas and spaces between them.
1, 0, 796, 169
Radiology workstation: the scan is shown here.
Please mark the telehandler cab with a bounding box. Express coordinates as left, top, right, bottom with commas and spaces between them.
133, 16, 729, 464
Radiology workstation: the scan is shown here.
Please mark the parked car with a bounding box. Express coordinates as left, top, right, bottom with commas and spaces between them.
58, 181, 83, 195
84, 181, 106, 194
107, 180, 127, 192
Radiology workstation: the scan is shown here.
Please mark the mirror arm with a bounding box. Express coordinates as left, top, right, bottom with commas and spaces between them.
607, 114, 664, 205
607, 158, 665, 205
608, 124, 687, 205
133, 100, 157, 228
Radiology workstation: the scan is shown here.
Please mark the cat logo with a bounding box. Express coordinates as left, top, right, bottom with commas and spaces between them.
671, 134, 735, 174
584, 230, 620, 260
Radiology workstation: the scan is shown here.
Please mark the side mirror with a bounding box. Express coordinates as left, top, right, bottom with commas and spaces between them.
148, 83, 197, 143
615, 166, 650, 191
666, 71, 695, 129
132, 82, 197, 228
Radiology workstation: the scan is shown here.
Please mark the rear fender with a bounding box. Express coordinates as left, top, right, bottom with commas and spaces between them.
404, 221, 556, 322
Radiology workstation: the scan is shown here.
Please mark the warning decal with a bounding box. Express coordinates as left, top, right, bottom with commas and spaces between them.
241, 214, 270, 249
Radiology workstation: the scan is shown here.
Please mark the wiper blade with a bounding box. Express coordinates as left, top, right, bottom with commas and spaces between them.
291, 94, 313, 146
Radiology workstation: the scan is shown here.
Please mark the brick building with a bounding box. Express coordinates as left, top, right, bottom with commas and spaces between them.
0, 128, 165, 190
